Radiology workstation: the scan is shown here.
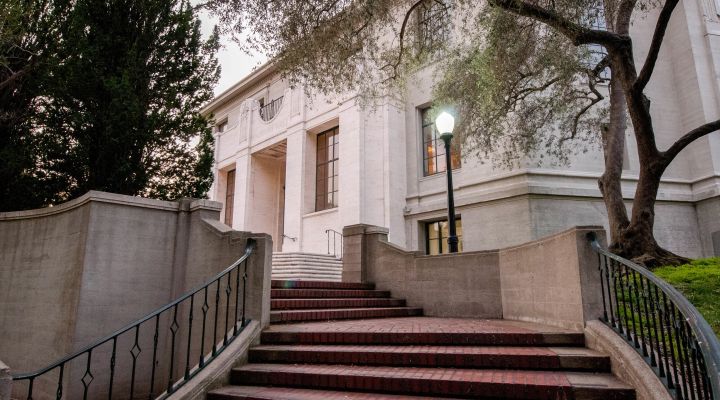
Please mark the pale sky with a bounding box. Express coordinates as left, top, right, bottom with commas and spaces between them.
198, 11, 267, 96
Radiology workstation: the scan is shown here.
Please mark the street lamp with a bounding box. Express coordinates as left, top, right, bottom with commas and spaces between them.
435, 111, 459, 253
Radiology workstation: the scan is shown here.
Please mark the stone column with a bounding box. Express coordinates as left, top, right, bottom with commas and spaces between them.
342, 224, 389, 283
281, 130, 306, 252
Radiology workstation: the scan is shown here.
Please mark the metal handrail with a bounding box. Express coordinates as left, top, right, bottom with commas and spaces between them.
587, 232, 720, 400
259, 96, 283, 121
12, 238, 257, 400
325, 229, 343, 259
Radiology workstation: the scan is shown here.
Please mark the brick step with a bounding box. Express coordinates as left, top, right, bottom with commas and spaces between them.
230, 364, 635, 400
271, 298, 405, 310
270, 307, 423, 323
248, 345, 610, 372
262, 331, 584, 347
271, 289, 390, 299
208, 386, 463, 400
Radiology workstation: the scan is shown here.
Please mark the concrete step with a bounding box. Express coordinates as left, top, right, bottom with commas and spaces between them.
248, 344, 610, 372
208, 386, 463, 400
271, 280, 375, 290
270, 274, 341, 282
230, 364, 635, 400
272, 254, 342, 262
270, 307, 423, 323
272, 259, 342, 266
271, 298, 405, 310
270, 289, 391, 299
271, 265, 342, 273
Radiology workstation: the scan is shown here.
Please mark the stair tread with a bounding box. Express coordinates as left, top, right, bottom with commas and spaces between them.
232, 364, 634, 397
271, 289, 391, 298
208, 385, 463, 399
271, 306, 421, 314
270, 280, 367, 289
250, 344, 606, 357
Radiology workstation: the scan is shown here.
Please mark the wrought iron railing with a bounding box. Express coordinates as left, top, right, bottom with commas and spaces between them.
587, 232, 720, 400
12, 238, 256, 400
259, 96, 283, 122
325, 229, 343, 259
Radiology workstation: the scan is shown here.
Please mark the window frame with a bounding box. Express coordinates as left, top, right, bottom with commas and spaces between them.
224, 169, 236, 226
315, 127, 340, 212
420, 107, 460, 177
424, 217, 463, 255
416, 0, 451, 52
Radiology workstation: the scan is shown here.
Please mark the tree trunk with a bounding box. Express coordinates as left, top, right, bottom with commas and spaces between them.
599, 73, 630, 240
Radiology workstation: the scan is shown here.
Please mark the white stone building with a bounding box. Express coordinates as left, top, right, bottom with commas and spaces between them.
202, 0, 720, 259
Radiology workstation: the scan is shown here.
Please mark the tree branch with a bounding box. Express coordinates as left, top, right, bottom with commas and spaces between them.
381, 0, 426, 81
487, 0, 625, 49
662, 119, 720, 162
634, 0, 679, 92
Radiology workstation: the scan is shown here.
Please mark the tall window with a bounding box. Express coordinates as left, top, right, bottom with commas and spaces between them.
422, 108, 460, 176
316, 127, 339, 211
224, 169, 236, 226
425, 218, 463, 255
417, 0, 450, 51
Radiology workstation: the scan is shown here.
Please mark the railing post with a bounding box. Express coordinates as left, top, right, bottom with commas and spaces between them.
0, 360, 11, 400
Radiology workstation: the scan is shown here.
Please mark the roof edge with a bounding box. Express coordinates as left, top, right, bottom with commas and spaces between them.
202, 60, 277, 116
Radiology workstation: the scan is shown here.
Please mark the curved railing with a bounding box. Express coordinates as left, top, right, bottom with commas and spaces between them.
12, 238, 257, 400
259, 96, 283, 122
325, 229, 343, 259
587, 232, 720, 400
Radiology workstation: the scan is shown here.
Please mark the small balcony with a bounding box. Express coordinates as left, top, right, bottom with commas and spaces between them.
259, 96, 284, 122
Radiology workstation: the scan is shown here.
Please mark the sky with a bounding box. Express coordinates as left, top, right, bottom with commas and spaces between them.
198, 11, 267, 96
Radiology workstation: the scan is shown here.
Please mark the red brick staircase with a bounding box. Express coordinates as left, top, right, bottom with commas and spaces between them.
208, 280, 635, 399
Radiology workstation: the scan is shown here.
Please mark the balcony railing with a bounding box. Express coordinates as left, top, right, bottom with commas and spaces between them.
259, 96, 283, 122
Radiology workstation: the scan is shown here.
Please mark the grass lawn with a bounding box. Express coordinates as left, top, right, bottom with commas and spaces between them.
654, 258, 720, 336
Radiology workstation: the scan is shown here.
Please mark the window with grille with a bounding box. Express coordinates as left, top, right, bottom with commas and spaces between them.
417, 0, 450, 52
224, 169, 235, 226
425, 218, 463, 255
421, 107, 460, 176
315, 127, 339, 211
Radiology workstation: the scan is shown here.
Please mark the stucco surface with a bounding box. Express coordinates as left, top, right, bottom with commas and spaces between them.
0, 191, 273, 400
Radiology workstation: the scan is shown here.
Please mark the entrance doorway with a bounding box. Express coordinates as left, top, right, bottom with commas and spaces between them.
248, 141, 287, 252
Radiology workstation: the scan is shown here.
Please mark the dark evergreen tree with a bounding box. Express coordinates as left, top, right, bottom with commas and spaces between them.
0, 0, 73, 210
0, 0, 219, 211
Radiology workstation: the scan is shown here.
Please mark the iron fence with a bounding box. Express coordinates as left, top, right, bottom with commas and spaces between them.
12, 238, 256, 400
588, 232, 719, 400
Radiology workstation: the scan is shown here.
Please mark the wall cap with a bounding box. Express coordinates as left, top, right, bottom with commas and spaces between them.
0, 191, 222, 221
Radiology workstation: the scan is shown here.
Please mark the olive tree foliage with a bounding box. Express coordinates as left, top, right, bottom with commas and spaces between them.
207, 0, 720, 266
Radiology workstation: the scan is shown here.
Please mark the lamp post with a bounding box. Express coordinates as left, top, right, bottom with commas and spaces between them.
435, 111, 459, 253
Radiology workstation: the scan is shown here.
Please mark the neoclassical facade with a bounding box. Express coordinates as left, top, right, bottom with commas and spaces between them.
203, 0, 720, 258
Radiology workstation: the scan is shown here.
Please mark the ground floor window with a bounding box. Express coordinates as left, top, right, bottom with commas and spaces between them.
425, 217, 463, 255
224, 169, 235, 226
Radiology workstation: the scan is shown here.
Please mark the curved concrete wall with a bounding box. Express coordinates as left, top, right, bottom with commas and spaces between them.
0, 191, 273, 399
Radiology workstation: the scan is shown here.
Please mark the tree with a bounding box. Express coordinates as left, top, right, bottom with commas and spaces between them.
0, 0, 219, 211
209, 0, 719, 266
0, 0, 73, 210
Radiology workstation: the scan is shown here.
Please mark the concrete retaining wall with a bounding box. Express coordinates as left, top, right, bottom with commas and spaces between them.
344, 224, 605, 328
0, 191, 273, 399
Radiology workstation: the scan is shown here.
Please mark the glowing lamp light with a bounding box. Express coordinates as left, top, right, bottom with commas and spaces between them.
435, 111, 455, 137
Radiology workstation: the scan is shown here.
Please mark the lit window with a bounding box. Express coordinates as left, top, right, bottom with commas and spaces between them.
316, 127, 339, 211
421, 107, 460, 176
417, 0, 451, 52
425, 218, 463, 255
